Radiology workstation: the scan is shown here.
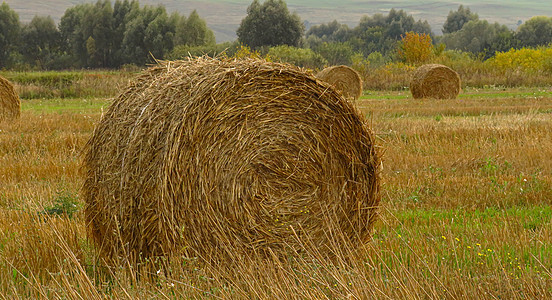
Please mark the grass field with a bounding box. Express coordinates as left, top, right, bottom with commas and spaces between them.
1, 86, 551, 298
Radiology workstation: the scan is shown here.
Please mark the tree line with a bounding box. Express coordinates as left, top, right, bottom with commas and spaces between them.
0, 0, 214, 69
261, 3, 551, 62
1, 0, 552, 70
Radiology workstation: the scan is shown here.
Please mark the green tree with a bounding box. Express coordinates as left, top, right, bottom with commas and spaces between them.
122, 4, 176, 65
83, 0, 115, 67
441, 20, 513, 58
174, 10, 216, 47
59, 2, 104, 67
0, 2, 20, 68
442, 5, 478, 34
315, 42, 355, 65
306, 20, 351, 43
516, 16, 552, 48
349, 9, 432, 56
20, 16, 61, 68
112, 0, 135, 66
237, 0, 304, 49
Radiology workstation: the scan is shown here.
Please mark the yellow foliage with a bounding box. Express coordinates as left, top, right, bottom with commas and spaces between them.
233, 45, 271, 61
487, 47, 552, 73
398, 32, 434, 65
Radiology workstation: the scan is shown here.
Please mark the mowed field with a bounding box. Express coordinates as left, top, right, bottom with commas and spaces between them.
1, 85, 551, 298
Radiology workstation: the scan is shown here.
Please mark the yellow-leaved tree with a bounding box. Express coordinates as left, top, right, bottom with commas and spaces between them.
397, 31, 434, 65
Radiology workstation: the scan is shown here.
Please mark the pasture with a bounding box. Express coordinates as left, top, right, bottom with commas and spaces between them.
0, 80, 551, 298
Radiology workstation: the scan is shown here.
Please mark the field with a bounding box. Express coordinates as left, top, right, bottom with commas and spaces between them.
1, 78, 551, 298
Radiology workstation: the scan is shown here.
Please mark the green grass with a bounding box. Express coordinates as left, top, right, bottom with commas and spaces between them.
21, 98, 110, 114
362, 86, 552, 100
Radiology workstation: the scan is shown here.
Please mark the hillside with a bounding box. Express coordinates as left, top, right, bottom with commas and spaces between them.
5, 0, 552, 42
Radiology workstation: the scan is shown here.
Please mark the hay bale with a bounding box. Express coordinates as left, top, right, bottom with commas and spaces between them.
316, 65, 363, 100
83, 57, 381, 265
410, 64, 461, 99
0, 75, 20, 121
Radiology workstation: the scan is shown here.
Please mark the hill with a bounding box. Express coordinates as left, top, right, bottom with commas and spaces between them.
5, 0, 552, 42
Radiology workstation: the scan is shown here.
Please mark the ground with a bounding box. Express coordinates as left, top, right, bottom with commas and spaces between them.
0, 86, 551, 298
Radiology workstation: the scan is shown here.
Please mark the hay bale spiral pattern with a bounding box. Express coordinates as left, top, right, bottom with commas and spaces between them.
83, 57, 381, 264
316, 65, 363, 100
410, 64, 461, 99
0, 75, 20, 121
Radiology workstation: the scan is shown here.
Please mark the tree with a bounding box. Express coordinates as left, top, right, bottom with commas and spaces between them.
306, 20, 351, 43
237, 0, 304, 49
59, 3, 97, 67
112, 0, 134, 66
174, 10, 216, 47
121, 4, 176, 65
442, 5, 478, 34
397, 31, 434, 64
350, 9, 432, 56
315, 42, 355, 65
20, 16, 61, 68
90, 0, 115, 67
0, 2, 20, 68
441, 20, 513, 58
516, 16, 552, 48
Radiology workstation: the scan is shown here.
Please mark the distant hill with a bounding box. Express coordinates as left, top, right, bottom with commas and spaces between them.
5, 0, 552, 42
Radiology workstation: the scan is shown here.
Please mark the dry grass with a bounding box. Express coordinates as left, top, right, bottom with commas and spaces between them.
1, 87, 551, 298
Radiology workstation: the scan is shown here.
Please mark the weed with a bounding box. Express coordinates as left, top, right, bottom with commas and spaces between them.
40, 189, 79, 219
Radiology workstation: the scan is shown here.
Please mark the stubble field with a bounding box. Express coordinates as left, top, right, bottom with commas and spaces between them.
0, 85, 551, 298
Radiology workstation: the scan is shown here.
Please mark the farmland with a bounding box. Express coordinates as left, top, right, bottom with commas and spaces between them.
0, 72, 551, 298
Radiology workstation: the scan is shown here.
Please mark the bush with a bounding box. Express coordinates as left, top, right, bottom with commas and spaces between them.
268, 45, 327, 69
314, 42, 355, 65
167, 42, 241, 59
487, 46, 552, 74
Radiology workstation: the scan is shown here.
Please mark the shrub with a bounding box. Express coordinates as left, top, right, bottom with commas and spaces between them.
315, 42, 355, 66
268, 45, 327, 69
487, 46, 552, 74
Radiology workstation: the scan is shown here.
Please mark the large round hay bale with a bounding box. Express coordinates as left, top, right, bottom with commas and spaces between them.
316, 65, 363, 100
410, 64, 461, 99
83, 57, 381, 265
0, 75, 21, 121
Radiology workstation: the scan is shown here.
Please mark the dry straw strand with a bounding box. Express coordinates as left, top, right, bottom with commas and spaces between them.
410, 64, 461, 99
83, 57, 381, 266
0, 75, 21, 121
316, 65, 363, 101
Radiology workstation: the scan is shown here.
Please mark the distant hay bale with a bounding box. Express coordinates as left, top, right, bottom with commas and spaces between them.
83, 57, 381, 265
410, 64, 461, 99
0, 75, 20, 121
316, 65, 363, 100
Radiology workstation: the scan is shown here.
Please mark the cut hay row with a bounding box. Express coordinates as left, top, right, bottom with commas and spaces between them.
83, 57, 381, 266
0, 75, 20, 122
410, 64, 461, 99
316, 65, 363, 101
